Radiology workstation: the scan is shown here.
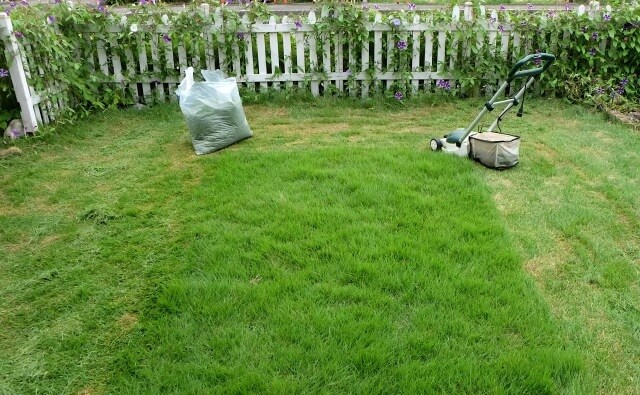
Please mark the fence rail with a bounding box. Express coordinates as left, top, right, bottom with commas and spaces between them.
1, 1, 607, 131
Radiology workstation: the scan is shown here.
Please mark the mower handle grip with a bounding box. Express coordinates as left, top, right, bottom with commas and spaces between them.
507, 53, 555, 82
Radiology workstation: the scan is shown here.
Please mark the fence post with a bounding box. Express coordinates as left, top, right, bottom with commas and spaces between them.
464, 1, 473, 21
0, 12, 38, 134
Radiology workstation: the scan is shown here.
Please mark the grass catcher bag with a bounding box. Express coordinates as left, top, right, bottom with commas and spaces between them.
176, 67, 253, 155
469, 132, 520, 169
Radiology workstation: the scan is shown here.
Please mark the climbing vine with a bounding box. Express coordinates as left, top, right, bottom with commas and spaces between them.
1, 0, 637, 125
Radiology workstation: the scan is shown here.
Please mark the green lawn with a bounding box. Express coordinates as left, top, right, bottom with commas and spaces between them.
0, 97, 638, 393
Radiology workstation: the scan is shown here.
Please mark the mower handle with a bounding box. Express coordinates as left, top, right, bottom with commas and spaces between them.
507, 53, 555, 82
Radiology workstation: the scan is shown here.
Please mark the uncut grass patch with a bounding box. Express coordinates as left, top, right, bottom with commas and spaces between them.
0, 99, 601, 392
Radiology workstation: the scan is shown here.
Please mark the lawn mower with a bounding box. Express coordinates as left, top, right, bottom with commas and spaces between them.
430, 53, 555, 169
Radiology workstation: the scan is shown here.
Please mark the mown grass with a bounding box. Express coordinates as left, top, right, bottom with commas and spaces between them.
0, 97, 637, 394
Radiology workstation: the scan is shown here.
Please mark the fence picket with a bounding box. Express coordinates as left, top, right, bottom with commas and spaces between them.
335, 34, 344, 92
177, 34, 188, 77
386, 30, 394, 90
96, 36, 110, 77
124, 45, 139, 102
269, 16, 280, 91
307, 11, 319, 96
411, 15, 421, 91
162, 30, 176, 101
512, 30, 521, 61
488, 10, 498, 55
424, 18, 434, 90
109, 35, 124, 83
348, 41, 355, 96
83, 33, 97, 75
449, 5, 460, 73
436, 29, 446, 78
214, 11, 227, 74
137, 36, 151, 100
499, 16, 510, 61
294, 27, 305, 87
27, 41, 50, 123
361, 30, 370, 97
256, 28, 268, 92
191, 37, 201, 71
150, 34, 165, 102
322, 33, 331, 92
243, 15, 257, 92
281, 16, 293, 88
205, 25, 216, 69
320, 7, 331, 93
373, 13, 383, 92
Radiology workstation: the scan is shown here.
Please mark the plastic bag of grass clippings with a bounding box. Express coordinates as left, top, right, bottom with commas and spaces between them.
176, 67, 253, 155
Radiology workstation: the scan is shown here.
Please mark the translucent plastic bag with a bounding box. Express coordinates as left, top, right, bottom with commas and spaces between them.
176, 67, 253, 155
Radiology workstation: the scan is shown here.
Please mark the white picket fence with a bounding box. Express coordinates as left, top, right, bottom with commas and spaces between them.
1, 2, 605, 132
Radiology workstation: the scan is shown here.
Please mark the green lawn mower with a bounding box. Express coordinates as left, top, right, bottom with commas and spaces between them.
430, 53, 555, 169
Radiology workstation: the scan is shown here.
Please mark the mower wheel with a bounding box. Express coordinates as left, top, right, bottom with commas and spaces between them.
430, 139, 442, 151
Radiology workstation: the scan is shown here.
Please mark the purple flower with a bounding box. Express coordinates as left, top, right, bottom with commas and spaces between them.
564, 4, 572, 11
394, 92, 403, 100
592, 32, 599, 40
294, 20, 303, 29
594, 87, 605, 95
620, 76, 628, 86
527, 3, 533, 10
97, 4, 107, 13
499, 4, 506, 11
373, 4, 379, 10
396, 40, 407, 50
498, 24, 505, 33
163, 33, 171, 43
615, 86, 625, 95
533, 51, 542, 65
20, 0, 28, 6
362, 4, 368, 10
392, 18, 401, 27
603, 14, 611, 21
47, 15, 55, 23
138, 0, 147, 5
14, 31, 24, 39
437, 79, 451, 90
0, 69, 9, 77
9, 1, 16, 6
236, 32, 245, 40
53, 0, 62, 3
547, 10, 556, 18
588, 48, 597, 56
9, 128, 22, 139
408, 3, 416, 10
